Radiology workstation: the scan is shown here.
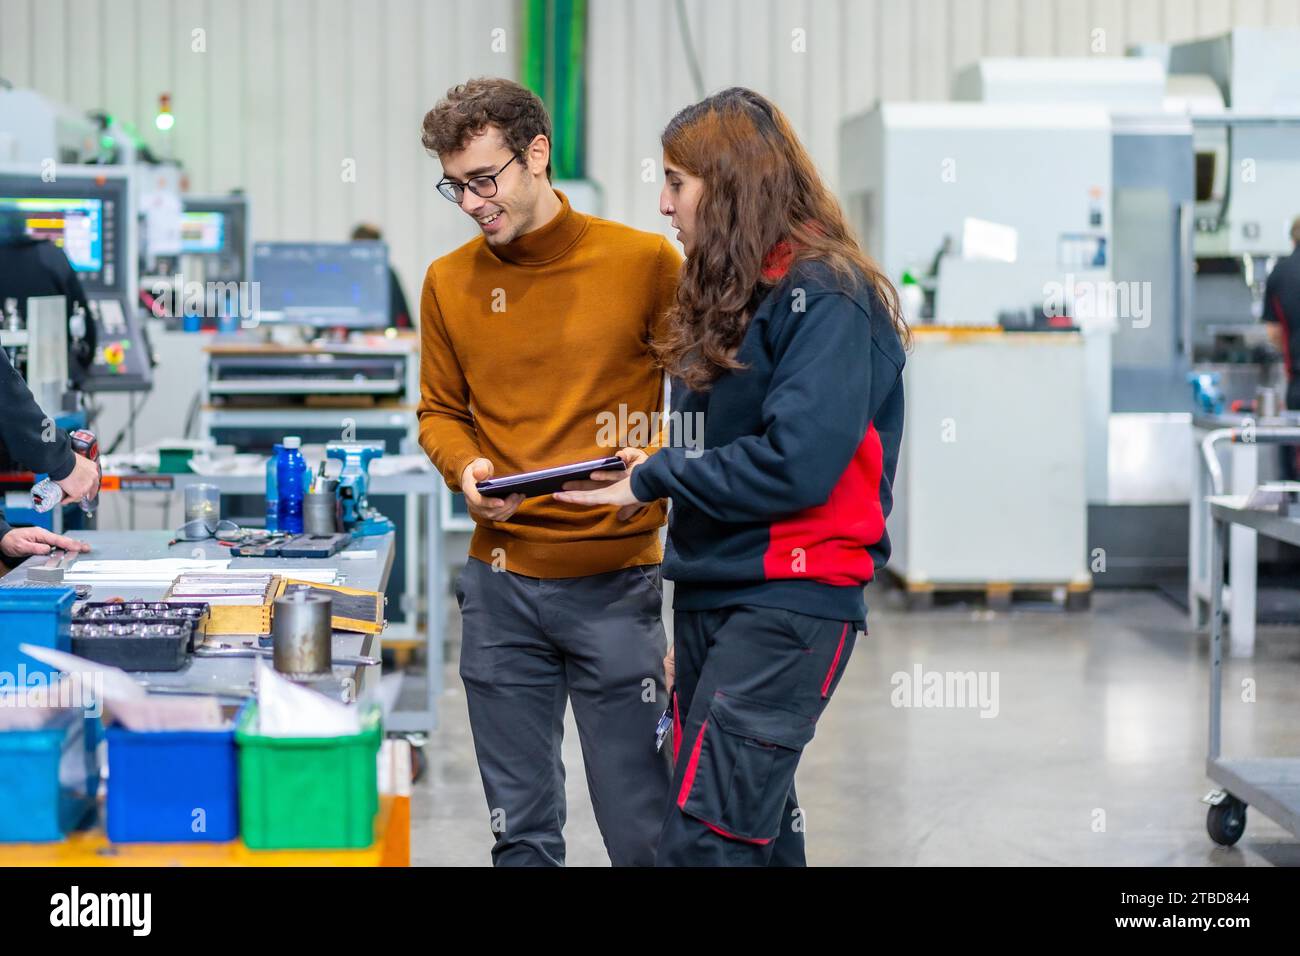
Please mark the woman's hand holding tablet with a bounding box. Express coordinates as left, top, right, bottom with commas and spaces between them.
552, 448, 652, 520
476, 455, 627, 499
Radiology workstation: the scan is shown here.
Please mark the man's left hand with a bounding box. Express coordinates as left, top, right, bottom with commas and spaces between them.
0, 527, 92, 559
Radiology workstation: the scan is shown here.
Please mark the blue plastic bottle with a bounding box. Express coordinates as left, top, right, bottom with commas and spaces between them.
265, 443, 283, 532
277, 437, 305, 533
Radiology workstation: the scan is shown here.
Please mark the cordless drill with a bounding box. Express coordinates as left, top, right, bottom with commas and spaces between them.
69, 429, 101, 517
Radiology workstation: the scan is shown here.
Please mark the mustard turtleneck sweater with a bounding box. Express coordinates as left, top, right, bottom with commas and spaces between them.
418, 191, 682, 578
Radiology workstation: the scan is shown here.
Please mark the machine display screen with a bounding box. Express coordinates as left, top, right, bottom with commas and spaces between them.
252, 241, 389, 328
0, 173, 128, 296
0, 196, 104, 272
180, 210, 226, 253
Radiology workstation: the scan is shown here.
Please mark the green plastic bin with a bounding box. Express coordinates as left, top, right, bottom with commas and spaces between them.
235, 702, 381, 850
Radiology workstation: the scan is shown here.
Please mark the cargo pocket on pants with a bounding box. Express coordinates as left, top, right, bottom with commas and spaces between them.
676, 692, 815, 844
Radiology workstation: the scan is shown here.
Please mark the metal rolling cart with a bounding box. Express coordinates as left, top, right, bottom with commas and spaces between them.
1202, 488, 1300, 846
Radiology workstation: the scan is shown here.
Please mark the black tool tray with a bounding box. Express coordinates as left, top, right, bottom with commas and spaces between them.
70, 602, 210, 671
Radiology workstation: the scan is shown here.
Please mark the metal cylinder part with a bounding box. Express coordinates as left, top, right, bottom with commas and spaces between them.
272, 590, 332, 677
303, 489, 340, 535
1257, 386, 1279, 420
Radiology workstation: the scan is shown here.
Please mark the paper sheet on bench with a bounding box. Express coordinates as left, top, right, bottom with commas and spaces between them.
62, 559, 338, 586
16, 644, 224, 731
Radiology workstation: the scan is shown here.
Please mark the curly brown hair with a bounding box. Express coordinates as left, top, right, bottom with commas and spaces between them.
421, 77, 553, 180
658, 88, 909, 391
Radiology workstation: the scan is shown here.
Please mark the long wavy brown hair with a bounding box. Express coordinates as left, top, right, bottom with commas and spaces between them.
658, 87, 909, 390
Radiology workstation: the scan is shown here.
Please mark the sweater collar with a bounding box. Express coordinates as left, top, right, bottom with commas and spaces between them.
487, 190, 587, 266
761, 240, 795, 281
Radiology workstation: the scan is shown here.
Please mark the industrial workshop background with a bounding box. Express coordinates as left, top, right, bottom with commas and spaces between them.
3, 0, 1299, 320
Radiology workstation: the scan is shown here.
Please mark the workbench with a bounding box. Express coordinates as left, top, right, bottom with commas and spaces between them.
0, 797, 409, 866
96, 469, 443, 732
0, 529, 416, 865
2, 529, 392, 704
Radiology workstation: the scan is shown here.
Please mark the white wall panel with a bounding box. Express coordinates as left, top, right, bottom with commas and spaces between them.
587, 0, 1300, 234
0, 0, 518, 310
1, 0, 1298, 287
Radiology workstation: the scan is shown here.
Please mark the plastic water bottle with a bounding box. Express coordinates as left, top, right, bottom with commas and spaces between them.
278, 437, 305, 534
900, 269, 924, 327
265, 443, 283, 532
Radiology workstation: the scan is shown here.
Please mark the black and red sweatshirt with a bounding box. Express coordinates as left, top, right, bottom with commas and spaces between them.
630, 258, 906, 624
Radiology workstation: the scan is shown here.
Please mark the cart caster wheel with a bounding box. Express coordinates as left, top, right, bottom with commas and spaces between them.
1064, 589, 1091, 612
904, 589, 934, 611
1207, 795, 1247, 846
410, 744, 428, 784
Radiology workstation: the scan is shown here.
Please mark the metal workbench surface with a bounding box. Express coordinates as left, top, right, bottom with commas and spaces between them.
88, 473, 446, 731
1209, 496, 1300, 550
1, 530, 393, 703
1193, 411, 1300, 432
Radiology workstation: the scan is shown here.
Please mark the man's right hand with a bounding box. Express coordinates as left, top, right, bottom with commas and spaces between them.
54, 453, 100, 503
461, 458, 525, 523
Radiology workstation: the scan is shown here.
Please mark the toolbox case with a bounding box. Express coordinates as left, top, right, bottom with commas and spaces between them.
106, 726, 239, 842
165, 576, 282, 636
0, 586, 75, 679
235, 702, 381, 850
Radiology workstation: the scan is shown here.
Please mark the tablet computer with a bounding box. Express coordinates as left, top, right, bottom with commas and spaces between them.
476, 456, 626, 499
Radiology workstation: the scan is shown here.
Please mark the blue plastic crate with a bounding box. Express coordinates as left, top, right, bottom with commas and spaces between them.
106, 727, 239, 843
0, 586, 76, 681
0, 710, 99, 842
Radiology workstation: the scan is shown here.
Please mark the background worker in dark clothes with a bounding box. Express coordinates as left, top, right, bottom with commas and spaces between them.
557, 88, 909, 866
0, 208, 96, 387
0, 347, 98, 567
350, 223, 413, 330
417, 78, 681, 866
1263, 217, 1300, 479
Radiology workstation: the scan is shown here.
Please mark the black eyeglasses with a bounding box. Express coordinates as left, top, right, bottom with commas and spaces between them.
437, 154, 521, 203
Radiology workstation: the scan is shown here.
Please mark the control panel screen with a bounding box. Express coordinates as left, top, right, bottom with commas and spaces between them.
0, 195, 103, 269
180, 210, 226, 253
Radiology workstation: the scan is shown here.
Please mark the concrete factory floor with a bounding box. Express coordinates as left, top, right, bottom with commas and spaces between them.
409, 583, 1300, 866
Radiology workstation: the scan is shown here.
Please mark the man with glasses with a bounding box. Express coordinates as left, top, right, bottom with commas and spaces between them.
418, 78, 680, 866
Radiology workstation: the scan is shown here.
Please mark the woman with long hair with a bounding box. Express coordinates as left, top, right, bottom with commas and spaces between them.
555, 87, 908, 866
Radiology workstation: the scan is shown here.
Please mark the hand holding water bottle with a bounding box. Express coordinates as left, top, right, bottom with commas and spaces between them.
57, 452, 101, 503
31, 429, 101, 515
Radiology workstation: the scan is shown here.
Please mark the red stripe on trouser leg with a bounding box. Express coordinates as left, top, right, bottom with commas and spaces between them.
820, 622, 850, 698
672, 692, 682, 765
676, 718, 708, 807
674, 717, 774, 846
703, 820, 772, 846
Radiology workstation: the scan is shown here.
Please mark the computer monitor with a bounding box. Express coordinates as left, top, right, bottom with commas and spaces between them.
253, 241, 389, 328
0, 170, 130, 297
180, 210, 226, 253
